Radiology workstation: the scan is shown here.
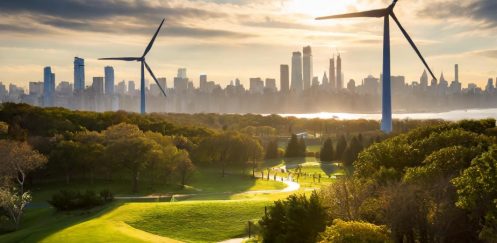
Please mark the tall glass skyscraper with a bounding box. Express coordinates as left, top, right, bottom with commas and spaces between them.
74, 57, 85, 92
280, 64, 289, 93
329, 55, 336, 90
302, 46, 313, 90
43, 66, 55, 107
104, 66, 115, 95
291, 52, 303, 92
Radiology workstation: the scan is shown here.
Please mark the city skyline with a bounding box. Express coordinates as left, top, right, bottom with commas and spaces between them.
0, 0, 496, 89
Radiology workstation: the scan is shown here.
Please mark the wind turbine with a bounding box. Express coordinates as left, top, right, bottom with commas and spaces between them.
100, 19, 167, 114
316, 0, 437, 133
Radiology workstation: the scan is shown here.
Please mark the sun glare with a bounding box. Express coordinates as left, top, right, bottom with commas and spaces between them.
284, 0, 358, 17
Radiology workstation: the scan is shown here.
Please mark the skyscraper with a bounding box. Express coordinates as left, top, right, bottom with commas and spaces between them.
291, 52, 303, 92
128, 81, 136, 94
280, 65, 289, 93
336, 54, 342, 89
104, 66, 115, 95
177, 68, 187, 79
420, 70, 428, 89
322, 72, 328, 86
302, 46, 313, 90
74, 57, 85, 92
200, 74, 207, 92
43, 66, 55, 107
92, 77, 104, 95
455, 64, 459, 83
329, 55, 336, 90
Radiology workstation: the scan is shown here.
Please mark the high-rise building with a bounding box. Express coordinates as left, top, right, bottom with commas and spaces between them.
43, 66, 55, 107
116, 80, 126, 94
8, 84, 24, 97
291, 52, 303, 92
347, 79, 356, 91
363, 75, 379, 95
200, 74, 207, 92
74, 57, 85, 92
420, 70, 428, 89
265, 78, 277, 93
322, 72, 328, 86
128, 81, 136, 94
158, 78, 167, 91
329, 55, 336, 89
177, 68, 187, 79
250, 78, 264, 94
280, 65, 289, 93
455, 64, 459, 83
486, 78, 495, 92
56, 81, 73, 95
104, 66, 115, 95
312, 76, 319, 87
29, 82, 43, 96
92, 77, 104, 95
336, 54, 342, 89
302, 46, 313, 90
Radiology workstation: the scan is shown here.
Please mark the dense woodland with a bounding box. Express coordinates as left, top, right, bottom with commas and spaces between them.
2, 103, 496, 242
261, 119, 497, 242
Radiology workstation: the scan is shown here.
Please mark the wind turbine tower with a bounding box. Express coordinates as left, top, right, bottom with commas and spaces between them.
316, 0, 437, 133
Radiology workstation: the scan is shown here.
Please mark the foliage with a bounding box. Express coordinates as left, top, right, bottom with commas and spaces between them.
259, 191, 327, 243
265, 140, 279, 160
453, 145, 497, 241
335, 135, 347, 161
319, 219, 391, 243
48, 189, 113, 211
320, 138, 334, 162
0, 188, 31, 229
285, 134, 306, 158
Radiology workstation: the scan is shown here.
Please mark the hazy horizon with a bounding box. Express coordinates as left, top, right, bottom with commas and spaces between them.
1, 0, 496, 89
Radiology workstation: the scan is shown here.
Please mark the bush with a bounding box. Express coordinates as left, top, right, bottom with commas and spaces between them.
48, 189, 113, 211
259, 191, 327, 243
319, 219, 391, 243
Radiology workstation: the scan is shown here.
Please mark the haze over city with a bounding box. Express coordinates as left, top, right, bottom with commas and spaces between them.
1, 0, 497, 89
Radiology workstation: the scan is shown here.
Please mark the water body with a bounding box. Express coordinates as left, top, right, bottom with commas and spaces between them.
278, 108, 497, 121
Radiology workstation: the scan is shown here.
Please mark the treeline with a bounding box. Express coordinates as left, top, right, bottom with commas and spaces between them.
260, 119, 497, 242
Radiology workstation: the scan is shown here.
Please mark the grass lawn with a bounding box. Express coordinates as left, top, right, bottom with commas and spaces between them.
29, 167, 285, 203
1, 200, 273, 243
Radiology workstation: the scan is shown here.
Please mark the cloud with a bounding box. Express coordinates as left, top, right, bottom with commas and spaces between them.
472, 49, 497, 59
417, 0, 497, 28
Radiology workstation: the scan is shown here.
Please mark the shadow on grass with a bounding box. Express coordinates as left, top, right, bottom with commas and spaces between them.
0, 202, 121, 242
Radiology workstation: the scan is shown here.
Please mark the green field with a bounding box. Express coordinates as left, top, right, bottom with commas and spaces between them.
1, 158, 336, 242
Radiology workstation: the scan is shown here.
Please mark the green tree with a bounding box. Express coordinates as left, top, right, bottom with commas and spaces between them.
259, 191, 327, 243
265, 140, 279, 160
453, 145, 497, 241
319, 219, 391, 243
173, 150, 195, 187
0, 188, 31, 229
343, 137, 363, 167
335, 135, 347, 161
285, 134, 300, 158
320, 138, 334, 162
104, 123, 158, 192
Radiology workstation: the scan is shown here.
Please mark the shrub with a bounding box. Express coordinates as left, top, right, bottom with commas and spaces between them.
259, 191, 327, 243
48, 189, 113, 211
319, 219, 391, 243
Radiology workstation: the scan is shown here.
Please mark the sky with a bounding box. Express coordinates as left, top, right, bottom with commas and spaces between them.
0, 0, 496, 90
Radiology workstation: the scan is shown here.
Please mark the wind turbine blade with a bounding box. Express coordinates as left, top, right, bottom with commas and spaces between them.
316, 8, 387, 20
390, 12, 437, 81
144, 61, 167, 97
143, 19, 165, 58
99, 57, 141, 61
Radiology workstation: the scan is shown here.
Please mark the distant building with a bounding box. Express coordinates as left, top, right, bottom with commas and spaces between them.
265, 78, 277, 93
0, 82, 7, 98
312, 76, 319, 87
322, 72, 328, 87
177, 68, 187, 79
158, 77, 167, 92
280, 65, 289, 93
347, 79, 356, 91
92, 77, 104, 95
200, 74, 207, 92
486, 78, 495, 92
56, 81, 73, 95
9, 84, 24, 98
250, 78, 264, 94
329, 55, 336, 90
420, 70, 428, 90
128, 81, 136, 94
291, 52, 303, 92
363, 75, 379, 95
336, 54, 342, 89
29, 81, 44, 96
391, 76, 406, 93
116, 80, 126, 94
302, 46, 313, 90
74, 57, 85, 92
43, 66, 55, 107
104, 66, 115, 95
